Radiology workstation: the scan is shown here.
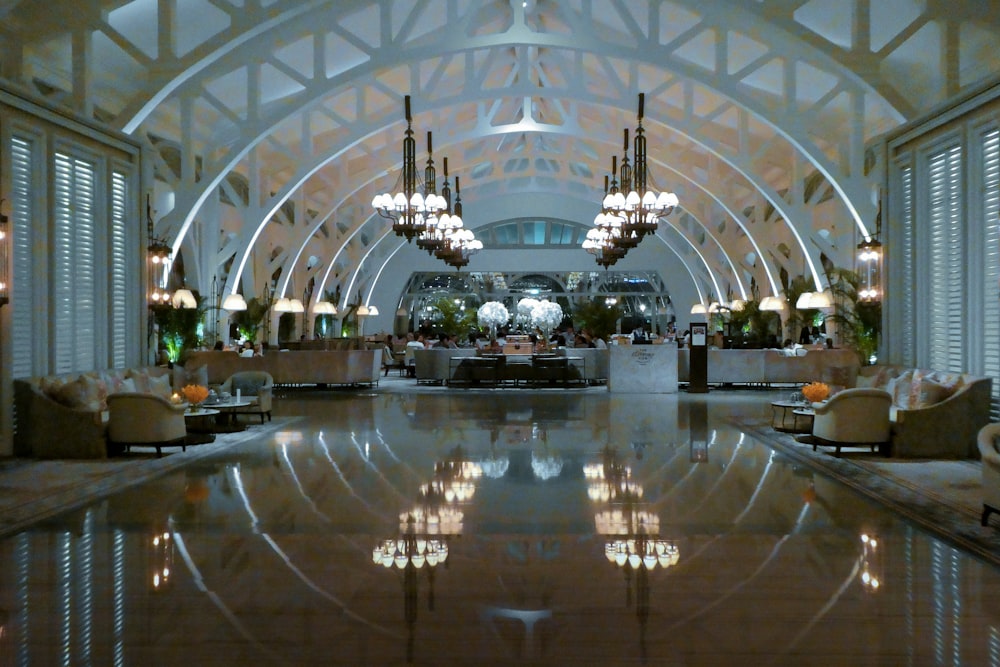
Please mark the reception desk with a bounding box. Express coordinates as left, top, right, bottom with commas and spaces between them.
608, 345, 678, 393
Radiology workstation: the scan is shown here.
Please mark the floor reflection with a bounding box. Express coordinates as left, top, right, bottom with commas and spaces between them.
2, 390, 1000, 665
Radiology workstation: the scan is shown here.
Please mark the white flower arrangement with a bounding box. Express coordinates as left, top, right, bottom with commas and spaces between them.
477, 301, 510, 329
516, 298, 540, 327
531, 300, 563, 332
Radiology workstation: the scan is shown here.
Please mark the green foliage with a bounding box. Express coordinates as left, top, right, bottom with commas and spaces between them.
727, 299, 781, 346
783, 275, 817, 342
278, 312, 297, 342
428, 297, 477, 336
825, 267, 881, 365
230, 296, 269, 342
572, 297, 623, 341
154, 303, 205, 362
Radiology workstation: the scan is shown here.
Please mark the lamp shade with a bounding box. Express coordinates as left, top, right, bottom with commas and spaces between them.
810, 290, 833, 309
795, 292, 814, 309
288, 299, 305, 313
690, 303, 707, 315
312, 301, 337, 314
357, 305, 370, 317
171, 289, 197, 309
759, 296, 786, 311
273, 297, 292, 312
221, 293, 247, 311
368, 306, 380, 317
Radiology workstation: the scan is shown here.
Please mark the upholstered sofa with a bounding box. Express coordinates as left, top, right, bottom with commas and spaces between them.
809, 388, 893, 457
856, 365, 992, 458
414, 348, 478, 384
977, 423, 1000, 526
184, 349, 380, 387
14, 367, 175, 459
676, 348, 859, 386
554, 348, 609, 383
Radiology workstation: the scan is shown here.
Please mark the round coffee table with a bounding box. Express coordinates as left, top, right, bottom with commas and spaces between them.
207, 400, 253, 432
770, 401, 812, 433
184, 408, 219, 444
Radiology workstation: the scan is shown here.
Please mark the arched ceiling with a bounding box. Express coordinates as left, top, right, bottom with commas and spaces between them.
3, 0, 1000, 313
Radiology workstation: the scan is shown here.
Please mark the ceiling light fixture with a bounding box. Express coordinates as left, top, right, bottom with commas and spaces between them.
372, 96, 446, 244
584, 93, 679, 268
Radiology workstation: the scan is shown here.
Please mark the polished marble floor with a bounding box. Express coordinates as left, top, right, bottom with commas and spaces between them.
2, 384, 1000, 665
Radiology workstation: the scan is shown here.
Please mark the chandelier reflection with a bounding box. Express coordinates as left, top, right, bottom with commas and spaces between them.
589, 445, 678, 660
372, 448, 475, 663
859, 533, 882, 593
150, 528, 174, 592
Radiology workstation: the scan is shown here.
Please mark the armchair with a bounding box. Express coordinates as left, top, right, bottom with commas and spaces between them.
382, 345, 406, 376
810, 388, 893, 457
219, 371, 274, 423
107, 393, 188, 457
977, 423, 1000, 526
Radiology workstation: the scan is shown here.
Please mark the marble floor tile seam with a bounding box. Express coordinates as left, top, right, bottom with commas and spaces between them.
736, 417, 1000, 568
0, 417, 300, 540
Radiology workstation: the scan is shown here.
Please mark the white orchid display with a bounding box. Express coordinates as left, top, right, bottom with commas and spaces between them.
477, 301, 510, 329
531, 300, 563, 332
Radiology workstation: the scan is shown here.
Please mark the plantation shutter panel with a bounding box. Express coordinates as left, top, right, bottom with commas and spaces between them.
899, 165, 915, 365
926, 144, 964, 374
981, 128, 1000, 418
109, 171, 128, 368
52, 151, 97, 374
10, 135, 37, 379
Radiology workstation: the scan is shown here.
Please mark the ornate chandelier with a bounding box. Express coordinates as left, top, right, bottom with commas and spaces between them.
433, 174, 482, 269
415, 135, 445, 255
372, 96, 446, 243
584, 93, 679, 268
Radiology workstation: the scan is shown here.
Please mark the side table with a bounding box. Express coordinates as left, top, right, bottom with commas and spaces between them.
792, 408, 815, 436
184, 408, 219, 445
770, 401, 812, 433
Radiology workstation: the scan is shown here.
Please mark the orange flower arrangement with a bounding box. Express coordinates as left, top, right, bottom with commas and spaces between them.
801, 382, 830, 403
181, 384, 209, 406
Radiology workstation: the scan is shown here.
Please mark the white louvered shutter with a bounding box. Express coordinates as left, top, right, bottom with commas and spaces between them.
109, 171, 129, 368
52, 151, 97, 374
898, 165, 915, 365
926, 144, 964, 374
981, 128, 1000, 418
10, 135, 37, 378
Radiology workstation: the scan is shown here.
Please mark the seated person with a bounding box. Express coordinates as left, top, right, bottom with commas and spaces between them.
403, 334, 426, 376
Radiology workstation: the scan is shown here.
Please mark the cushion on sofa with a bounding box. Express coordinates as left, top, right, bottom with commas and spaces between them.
233, 376, 267, 396
915, 376, 955, 408
889, 369, 922, 409
172, 364, 208, 391
148, 374, 173, 399
855, 374, 876, 388
46, 374, 106, 411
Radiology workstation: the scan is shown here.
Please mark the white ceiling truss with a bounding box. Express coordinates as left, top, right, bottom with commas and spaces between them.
4, 0, 999, 309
